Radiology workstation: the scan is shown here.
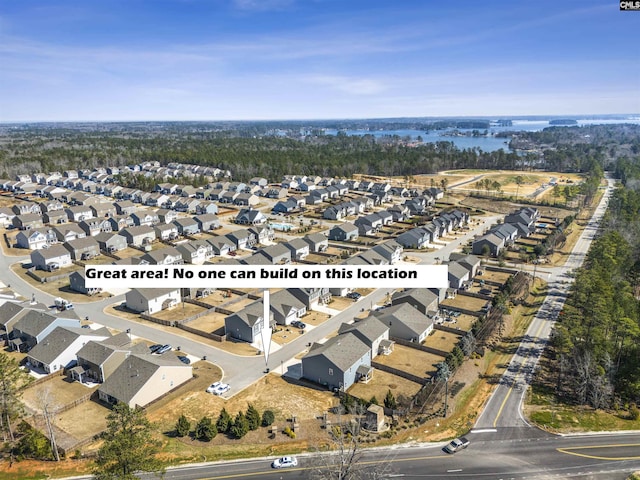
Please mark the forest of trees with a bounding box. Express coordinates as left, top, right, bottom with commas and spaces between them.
2, 123, 637, 183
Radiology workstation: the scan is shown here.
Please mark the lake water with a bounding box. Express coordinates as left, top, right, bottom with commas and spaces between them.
323, 117, 640, 152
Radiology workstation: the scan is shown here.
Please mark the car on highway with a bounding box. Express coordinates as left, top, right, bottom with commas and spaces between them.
155, 344, 172, 354
444, 437, 470, 454
271, 456, 298, 469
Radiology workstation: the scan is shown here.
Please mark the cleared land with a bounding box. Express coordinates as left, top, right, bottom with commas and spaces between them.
424, 330, 463, 352
441, 294, 488, 312
348, 369, 422, 402
374, 344, 444, 378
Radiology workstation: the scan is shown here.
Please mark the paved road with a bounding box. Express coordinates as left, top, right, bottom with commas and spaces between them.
475, 178, 615, 430
66, 431, 640, 479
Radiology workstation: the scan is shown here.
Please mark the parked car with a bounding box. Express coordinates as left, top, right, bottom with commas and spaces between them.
177, 355, 191, 365
149, 344, 163, 353
291, 320, 306, 329
272, 456, 298, 469
444, 437, 470, 454
212, 383, 230, 395
206, 381, 222, 393
155, 344, 172, 354
346, 292, 362, 300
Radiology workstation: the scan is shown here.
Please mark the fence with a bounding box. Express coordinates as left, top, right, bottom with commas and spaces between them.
176, 322, 226, 342
22, 370, 64, 390
140, 312, 173, 326
26, 267, 71, 284
434, 324, 466, 335
371, 361, 427, 385
458, 290, 492, 301
391, 337, 449, 357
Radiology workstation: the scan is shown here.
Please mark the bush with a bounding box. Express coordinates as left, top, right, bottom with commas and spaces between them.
283, 426, 296, 439
175, 414, 191, 437
261, 410, 275, 427
216, 408, 232, 433
630, 405, 640, 421
231, 412, 249, 439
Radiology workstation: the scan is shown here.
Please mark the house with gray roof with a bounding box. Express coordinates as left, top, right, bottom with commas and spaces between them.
303, 233, 328, 253
140, 246, 184, 265
225, 300, 275, 343
472, 233, 505, 257
12, 213, 44, 230
225, 229, 256, 250
391, 288, 439, 315
446, 261, 471, 290
289, 287, 331, 308
248, 225, 274, 244
0, 208, 16, 227
337, 316, 389, 359
119, 225, 156, 247
114, 201, 138, 216
72, 333, 148, 383
53, 223, 86, 243
371, 240, 403, 264
30, 244, 73, 271
65, 205, 94, 222
43, 209, 68, 225
396, 227, 430, 249
94, 231, 127, 253
63, 236, 100, 260
269, 289, 307, 326
9, 311, 80, 352
173, 217, 200, 236
98, 353, 192, 408
206, 235, 236, 256
70, 270, 102, 296
125, 288, 181, 314
194, 213, 219, 232
328, 223, 359, 242
258, 243, 292, 264
27, 326, 111, 374
372, 303, 435, 343
16, 228, 56, 250
235, 208, 267, 225
0, 302, 48, 343
176, 241, 210, 264
242, 253, 272, 266
284, 238, 310, 261
130, 210, 159, 227
302, 332, 372, 391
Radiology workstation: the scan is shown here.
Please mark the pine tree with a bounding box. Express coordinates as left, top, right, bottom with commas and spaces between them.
384, 389, 397, 410
216, 408, 232, 433
175, 414, 191, 437
230, 411, 249, 439
0, 353, 31, 444
194, 416, 216, 441
93, 403, 164, 480
246, 404, 261, 431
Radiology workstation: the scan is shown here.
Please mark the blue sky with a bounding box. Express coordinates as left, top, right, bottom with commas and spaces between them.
1, 0, 638, 121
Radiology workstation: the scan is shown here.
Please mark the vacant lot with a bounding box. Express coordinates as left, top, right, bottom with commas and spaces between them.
154, 302, 209, 322
300, 311, 330, 326
187, 311, 226, 333
200, 289, 244, 306
479, 269, 512, 285
441, 294, 488, 312
375, 344, 444, 378
348, 369, 422, 403
425, 330, 462, 352
329, 296, 356, 310
55, 398, 110, 442
272, 325, 306, 345
22, 376, 98, 412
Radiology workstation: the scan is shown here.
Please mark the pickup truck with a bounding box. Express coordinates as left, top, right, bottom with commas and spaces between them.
444, 437, 470, 454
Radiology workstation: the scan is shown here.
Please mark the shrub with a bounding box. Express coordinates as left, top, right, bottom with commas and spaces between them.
231, 412, 249, 439
630, 405, 640, 421
261, 410, 275, 427
216, 408, 232, 433
194, 416, 216, 441
283, 426, 296, 439
246, 404, 261, 431
175, 414, 191, 437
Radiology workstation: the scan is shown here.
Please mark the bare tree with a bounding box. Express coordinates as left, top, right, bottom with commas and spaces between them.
39, 385, 60, 461
309, 405, 395, 480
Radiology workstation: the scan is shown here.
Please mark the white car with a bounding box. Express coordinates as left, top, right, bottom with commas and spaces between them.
272, 456, 298, 469
206, 382, 221, 394
212, 383, 230, 395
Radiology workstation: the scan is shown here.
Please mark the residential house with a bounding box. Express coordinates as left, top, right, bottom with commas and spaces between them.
174, 198, 201, 213
303, 233, 328, 253
176, 242, 210, 264
248, 225, 274, 244
140, 246, 184, 265
78, 218, 112, 237
337, 316, 389, 359
114, 200, 138, 216
63, 236, 100, 261
107, 215, 134, 232
233, 193, 259, 207
289, 287, 331, 309
193, 213, 219, 232
0, 303, 48, 343
72, 333, 148, 384
43, 210, 67, 225
258, 243, 292, 264
449, 253, 482, 278
153, 223, 179, 241
155, 208, 178, 225
371, 240, 403, 264
9, 311, 80, 352
98, 353, 192, 408
27, 327, 111, 374
69, 270, 102, 295
12, 213, 44, 230
391, 288, 439, 315
446, 261, 471, 290
206, 236, 236, 256
37, 200, 64, 214
249, 177, 268, 187
284, 238, 309, 261
472, 233, 505, 257
302, 332, 372, 391
273, 199, 298, 214
12, 202, 41, 216
195, 201, 219, 215
52, 224, 87, 243
396, 227, 431, 249
90, 203, 116, 218
125, 288, 181, 314
130, 210, 159, 227
225, 229, 256, 250
328, 223, 359, 241
0, 207, 15, 227
269, 289, 307, 326
65, 205, 94, 222
225, 300, 275, 343
119, 226, 156, 247
372, 303, 434, 343
172, 217, 200, 236
94, 231, 127, 253
16, 228, 56, 250
235, 208, 267, 225
30, 244, 73, 271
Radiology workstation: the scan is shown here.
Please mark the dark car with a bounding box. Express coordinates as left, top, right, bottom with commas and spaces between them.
346, 292, 362, 300
291, 321, 306, 329
149, 344, 163, 353
177, 355, 191, 365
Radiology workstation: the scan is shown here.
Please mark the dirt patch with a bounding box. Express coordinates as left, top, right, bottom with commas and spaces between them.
55, 398, 110, 441
375, 345, 443, 378
300, 311, 330, 326
348, 369, 422, 403
187, 311, 226, 332
153, 302, 208, 322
